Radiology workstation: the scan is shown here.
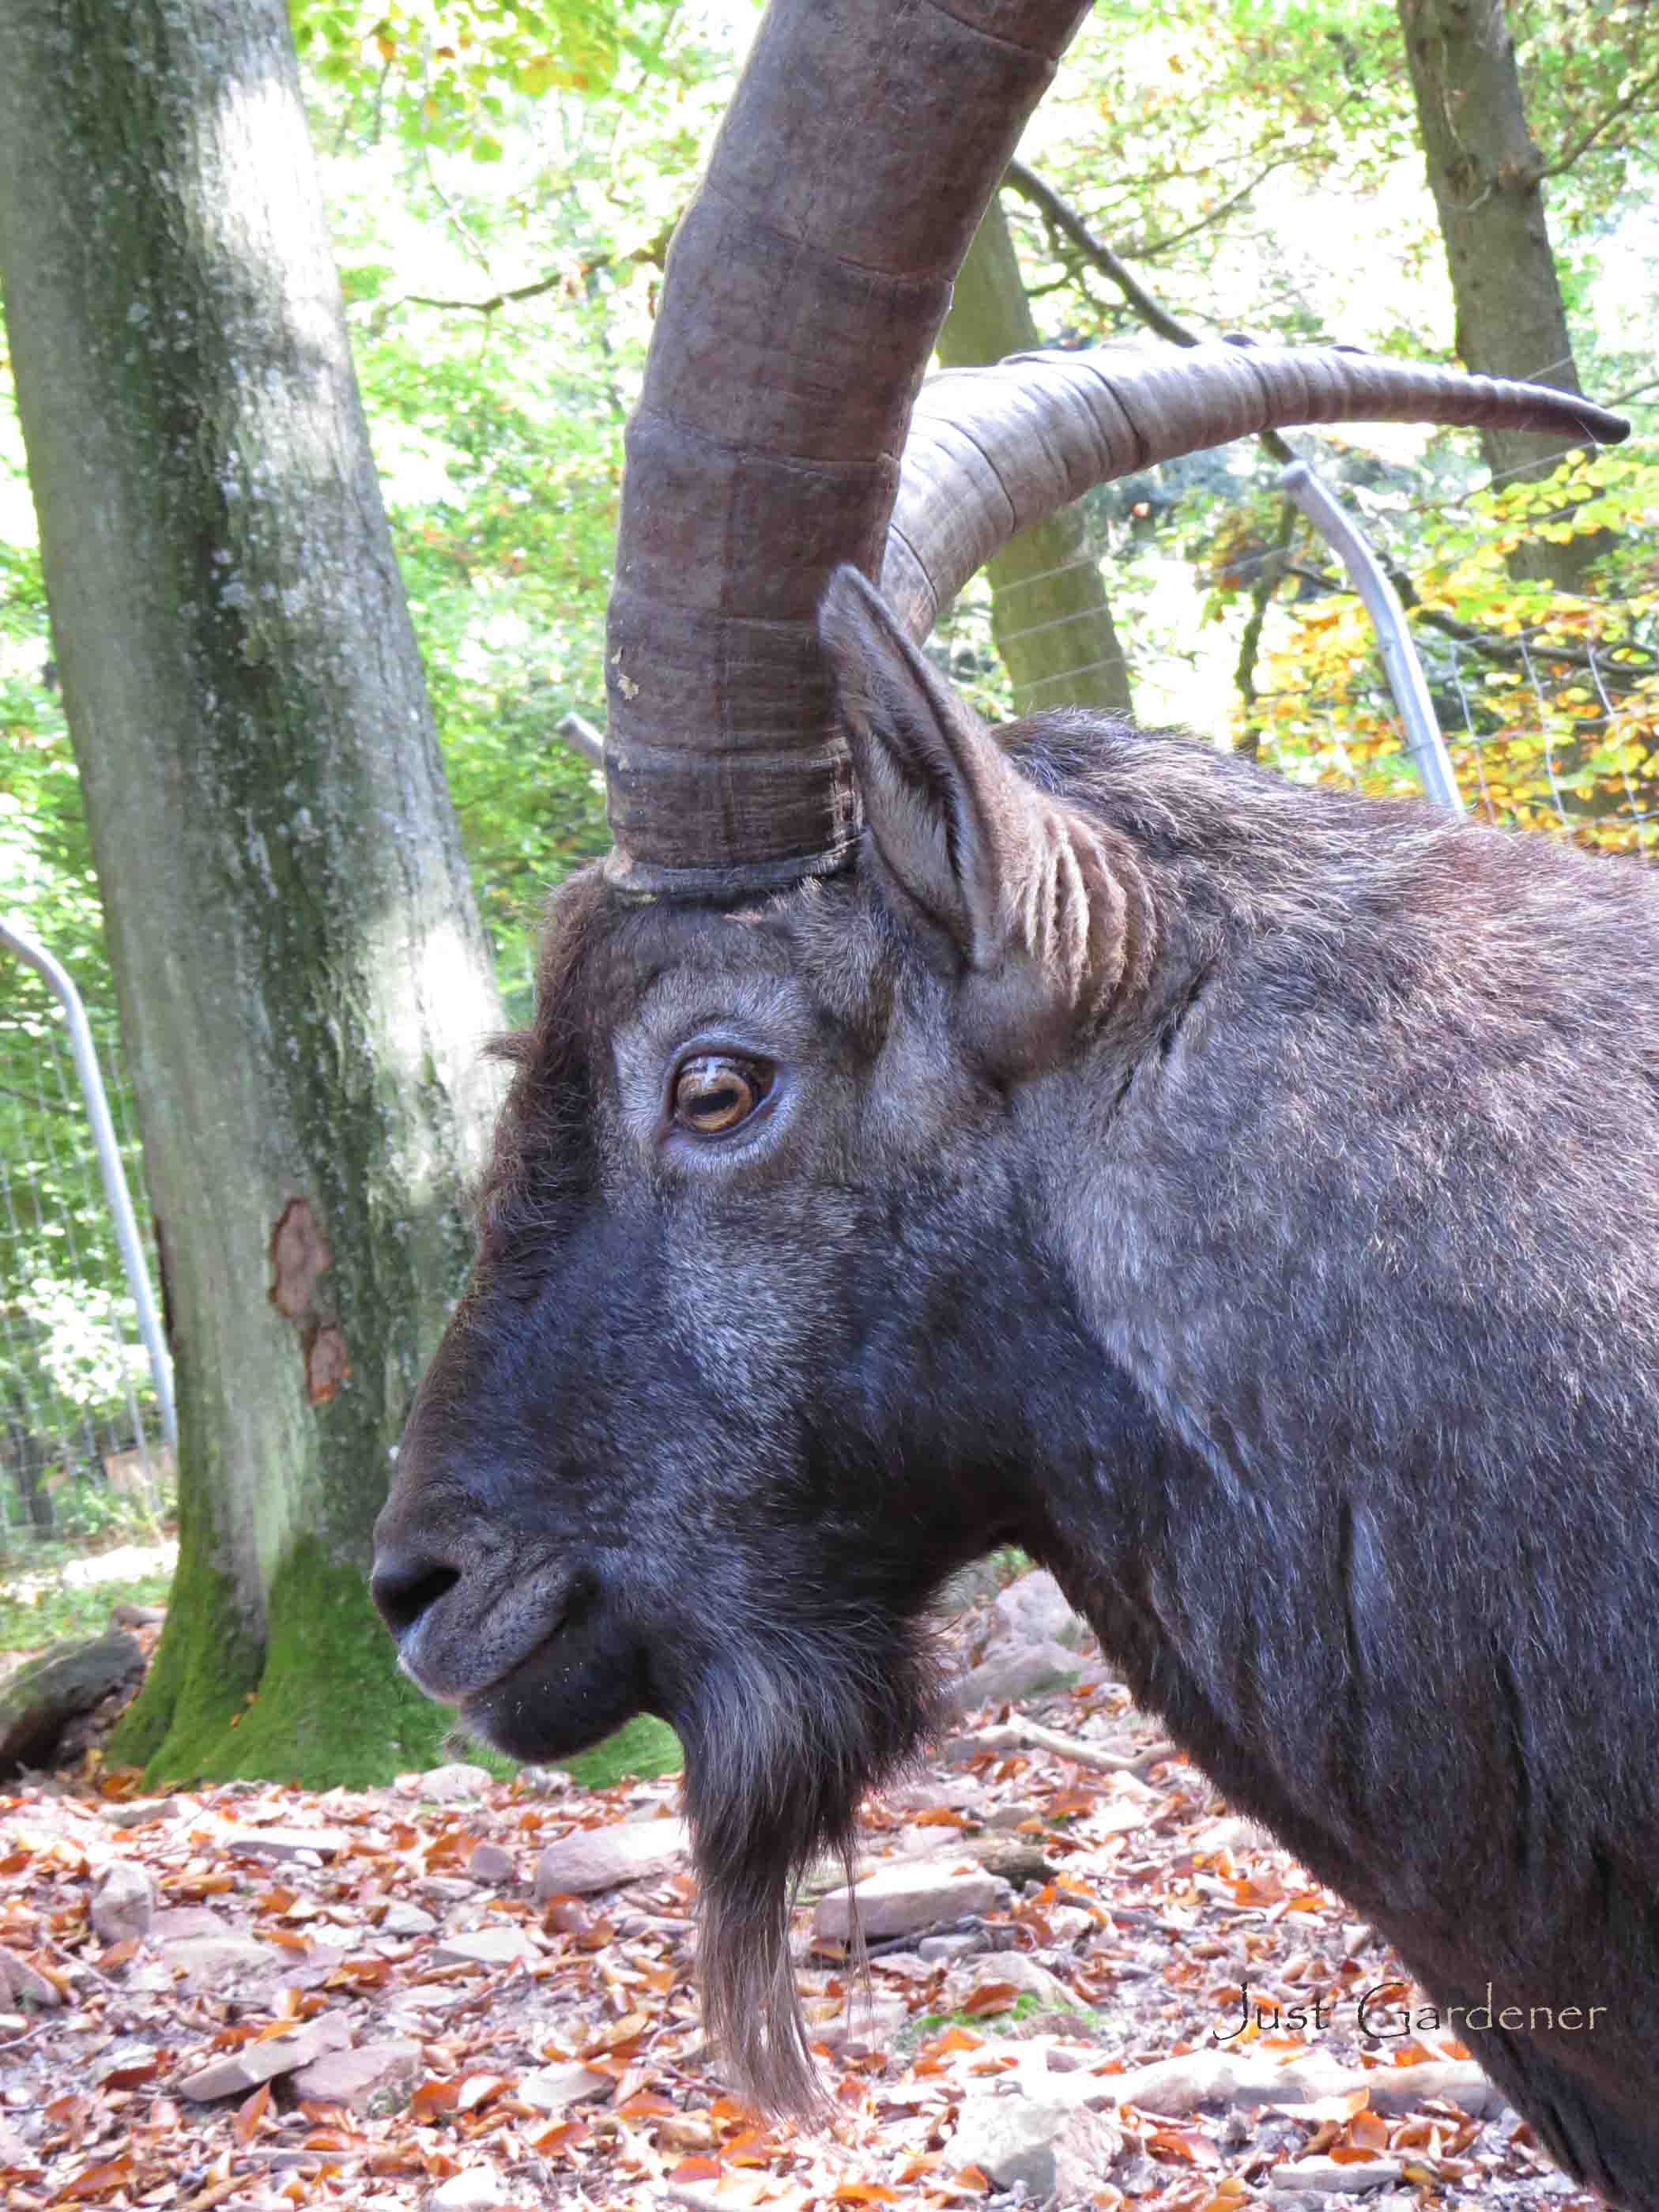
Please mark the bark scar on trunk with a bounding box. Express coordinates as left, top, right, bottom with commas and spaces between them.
269, 1196, 332, 1318
303, 1322, 351, 1405
270, 1199, 349, 1400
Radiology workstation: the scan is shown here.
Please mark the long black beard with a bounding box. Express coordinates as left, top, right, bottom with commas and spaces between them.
675, 1607, 950, 2113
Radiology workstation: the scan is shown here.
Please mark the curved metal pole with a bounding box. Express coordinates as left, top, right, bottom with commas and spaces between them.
1279, 460, 1465, 817
0, 916, 177, 1449
555, 711, 605, 768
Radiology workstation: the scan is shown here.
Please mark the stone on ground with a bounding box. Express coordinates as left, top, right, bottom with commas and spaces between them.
531, 1815, 689, 1900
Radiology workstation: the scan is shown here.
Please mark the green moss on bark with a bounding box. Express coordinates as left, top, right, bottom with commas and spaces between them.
111, 1526, 681, 1791
115, 1536, 451, 1788
104, 1524, 258, 1773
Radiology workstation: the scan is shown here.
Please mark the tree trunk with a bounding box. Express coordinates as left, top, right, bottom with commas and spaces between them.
0, 0, 504, 1786
1395, 0, 1609, 587
937, 198, 1133, 719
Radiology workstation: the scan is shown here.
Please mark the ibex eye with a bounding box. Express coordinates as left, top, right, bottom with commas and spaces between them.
672, 1054, 768, 1136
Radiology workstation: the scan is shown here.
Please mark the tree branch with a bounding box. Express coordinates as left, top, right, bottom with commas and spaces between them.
1287, 558, 1654, 688
1234, 497, 1302, 756
399, 228, 672, 318
1108, 96, 1359, 262
403, 270, 571, 315
1535, 62, 1659, 182
1001, 161, 1295, 465
1005, 159, 1192, 345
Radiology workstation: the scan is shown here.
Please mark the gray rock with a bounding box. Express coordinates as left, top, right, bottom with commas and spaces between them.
380, 1901, 439, 1937
513, 1765, 571, 1797
955, 1639, 1087, 1710
984, 1800, 1043, 1832
289, 2038, 423, 2111
532, 1816, 689, 1899
89, 1860, 155, 1944
990, 1570, 1090, 1653
179, 2011, 350, 2100
1050, 2107, 1126, 2202
104, 1798, 178, 1829
809, 1990, 911, 2056
1044, 2046, 1088, 2073
934, 1557, 1015, 1612
813, 1859, 1010, 1944
950, 2086, 1076, 2194
227, 1826, 352, 1862
424, 2169, 516, 2211
918, 1931, 987, 1962
416, 1762, 493, 1803
277, 1940, 358, 1991
160, 1933, 273, 1990
0, 1943, 61, 2009
517, 2061, 613, 2112
430, 1926, 538, 1969
958, 1833, 1057, 1887
0, 1630, 143, 1773
149, 1906, 231, 1941
1268, 2159, 1406, 2196
467, 1841, 515, 1885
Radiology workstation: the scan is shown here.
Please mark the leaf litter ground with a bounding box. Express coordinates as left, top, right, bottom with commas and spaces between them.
0, 1577, 1602, 2212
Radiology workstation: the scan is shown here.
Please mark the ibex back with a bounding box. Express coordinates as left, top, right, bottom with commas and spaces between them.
375, 568, 1659, 2202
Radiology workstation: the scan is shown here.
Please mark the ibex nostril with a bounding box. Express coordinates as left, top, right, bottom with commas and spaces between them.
369, 1550, 461, 1640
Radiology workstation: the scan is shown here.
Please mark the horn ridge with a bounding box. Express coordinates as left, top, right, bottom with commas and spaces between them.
602, 0, 1095, 898
880, 342, 1630, 641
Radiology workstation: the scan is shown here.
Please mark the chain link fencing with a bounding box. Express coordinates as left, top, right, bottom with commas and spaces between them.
926, 427, 1658, 850
0, 931, 172, 1551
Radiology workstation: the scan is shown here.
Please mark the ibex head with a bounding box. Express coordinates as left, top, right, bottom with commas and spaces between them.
373, 2, 1653, 2193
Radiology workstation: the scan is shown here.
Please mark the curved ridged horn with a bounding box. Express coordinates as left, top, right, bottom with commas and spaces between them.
601, 0, 1094, 901
880, 344, 1630, 640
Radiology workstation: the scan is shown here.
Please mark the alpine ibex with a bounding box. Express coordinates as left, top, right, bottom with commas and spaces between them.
372, 1, 1654, 2198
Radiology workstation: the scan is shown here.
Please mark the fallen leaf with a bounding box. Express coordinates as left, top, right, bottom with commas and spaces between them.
232, 2082, 270, 2145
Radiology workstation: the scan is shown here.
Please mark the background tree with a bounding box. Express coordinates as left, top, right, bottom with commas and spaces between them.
937, 200, 1133, 719
1395, 0, 1609, 585
0, 0, 503, 1784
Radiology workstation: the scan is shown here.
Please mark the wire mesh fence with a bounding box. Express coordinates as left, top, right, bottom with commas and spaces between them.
1270, 616, 1659, 850
0, 953, 170, 1551
926, 434, 1659, 854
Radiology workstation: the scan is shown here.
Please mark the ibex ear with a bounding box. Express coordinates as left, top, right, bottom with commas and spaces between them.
818, 566, 1148, 1059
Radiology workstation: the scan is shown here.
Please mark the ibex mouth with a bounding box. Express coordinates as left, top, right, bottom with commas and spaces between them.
454, 1575, 650, 1764
384, 1555, 582, 1705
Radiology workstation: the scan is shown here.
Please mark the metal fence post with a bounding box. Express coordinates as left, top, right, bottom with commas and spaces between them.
0, 916, 177, 1451
1279, 460, 1465, 816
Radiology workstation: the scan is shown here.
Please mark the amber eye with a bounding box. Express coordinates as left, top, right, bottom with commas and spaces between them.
672, 1054, 768, 1136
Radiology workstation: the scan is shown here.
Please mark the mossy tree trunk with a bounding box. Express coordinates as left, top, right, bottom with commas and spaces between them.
1395, 0, 1612, 589
937, 198, 1133, 720
0, 0, 503, 1786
